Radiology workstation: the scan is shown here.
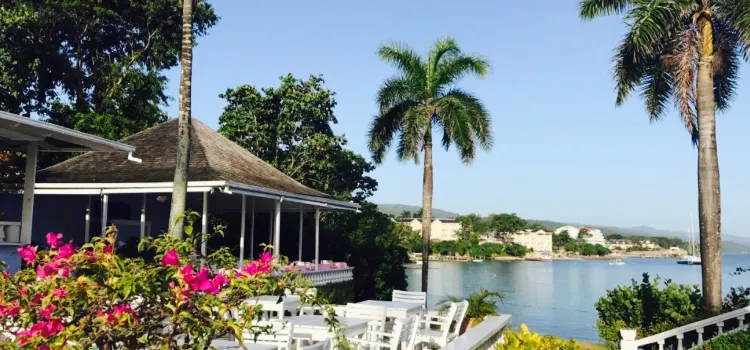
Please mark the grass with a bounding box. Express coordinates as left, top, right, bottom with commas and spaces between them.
576, 341, 606, 350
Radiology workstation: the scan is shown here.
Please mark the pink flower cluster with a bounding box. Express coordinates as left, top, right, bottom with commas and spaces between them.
178, 265, 229, 295
15, 319, 64, 346
97, 304, 139, 325
17, 233, 79, 279
236, 252, 274, 277
0, 301, 20, 317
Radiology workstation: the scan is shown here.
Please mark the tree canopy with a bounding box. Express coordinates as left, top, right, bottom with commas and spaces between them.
488, 213, 528, 237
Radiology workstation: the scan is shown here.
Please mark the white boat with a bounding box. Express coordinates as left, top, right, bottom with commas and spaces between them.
609, 259, 625, 266
472, 259, 484, 263
678, 213, 702, 266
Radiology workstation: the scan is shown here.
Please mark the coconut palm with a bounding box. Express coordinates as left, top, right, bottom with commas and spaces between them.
168, 0, 195, 238
440, 289, 503, 328
579, 0, 750, 312
369, 38, 493, 294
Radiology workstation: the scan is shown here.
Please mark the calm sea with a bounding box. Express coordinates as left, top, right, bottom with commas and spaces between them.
405, 254, 750, 343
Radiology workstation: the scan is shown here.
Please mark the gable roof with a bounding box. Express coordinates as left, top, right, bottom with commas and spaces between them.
37, 118, 330, 199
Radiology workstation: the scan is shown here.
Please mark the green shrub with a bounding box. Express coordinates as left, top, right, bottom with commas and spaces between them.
694, 328, 750, 349
440, 289, 503, 325
723, 287, 750, 310
317, 281, 354, 305
595, 273, 703, 349
497, 324, 581, 350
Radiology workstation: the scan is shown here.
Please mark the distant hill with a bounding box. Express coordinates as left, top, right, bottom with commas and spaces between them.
376, 204, 459, 219
375, 203, 750, 253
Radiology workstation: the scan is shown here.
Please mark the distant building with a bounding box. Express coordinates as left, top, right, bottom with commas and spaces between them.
554, 226, 607, 246
508, 229, 553, 252
607, 240, 635, 251
639, 240, 660, 249
394, 218, 461, 241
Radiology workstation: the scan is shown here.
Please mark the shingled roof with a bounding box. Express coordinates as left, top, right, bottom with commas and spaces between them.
37, 118, 330, 199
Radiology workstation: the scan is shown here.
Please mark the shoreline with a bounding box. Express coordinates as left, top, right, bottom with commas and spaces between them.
406, 254, 680, 265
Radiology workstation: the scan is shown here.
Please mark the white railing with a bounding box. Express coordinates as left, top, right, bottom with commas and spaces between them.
441, 315, 513, 350
0, 222, 22, 244
299, 267, 354, 286
620, 305, 750, 350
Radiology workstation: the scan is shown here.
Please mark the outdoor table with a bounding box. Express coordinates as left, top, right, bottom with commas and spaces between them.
209, 338, 278, 350
356, 300, 423, 319
286, 315, 369, 341
240, 295, 302, 320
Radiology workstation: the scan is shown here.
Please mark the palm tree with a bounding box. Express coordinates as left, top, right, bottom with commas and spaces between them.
168, 0, 195, 238
440, 289, 503, 329
579, 0, 750, 312
368, 38, 493, 294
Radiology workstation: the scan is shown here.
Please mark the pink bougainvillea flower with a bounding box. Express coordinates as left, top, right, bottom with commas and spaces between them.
179, 264, 196, 284
2, 271, 9, 279
237, 262, 259, 277
103, 245, 113, 254
32, 294, 44, 305
54, 242, 76, 261
15, 329, 32, 345
38, 345, 50, 350
258, 251, 273, 265
39, 304, 55, 319
0, 301, 20, 317
161, 248, 180, 267
17, 245, 37, 264
46, 232, 63, 248
168, 281, 176, 289
85, 250, 96, 261
19, 287, 27, 295
190, 267, 212, 292
35, 319, 64, 338
36, 260, 70, 279
213, 273, 229, 288
53, 288, 67, 298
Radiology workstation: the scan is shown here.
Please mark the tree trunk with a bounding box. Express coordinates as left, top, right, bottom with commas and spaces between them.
168, 0, 194, 238
421, 123, 433, 297
696, 18, 722, 313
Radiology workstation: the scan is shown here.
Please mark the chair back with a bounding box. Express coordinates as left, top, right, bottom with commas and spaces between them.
400, 315, 421, 350
243, 321, 293, 350
392, 290, 427, 306
345, 303, 387, 329
450, 300, 470, 338
300, 338, 330, 350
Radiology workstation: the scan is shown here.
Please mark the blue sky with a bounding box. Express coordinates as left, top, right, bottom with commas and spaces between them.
162, 1, 750, 235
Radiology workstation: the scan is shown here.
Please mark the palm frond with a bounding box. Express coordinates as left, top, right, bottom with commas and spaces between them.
640, 57, 674, 121
443, 88, 493, 151
376, 76, 422, 114
396, 105, 428, 164
434, 96, 473, 162
434, 55, 491, 95
579, 0, 631, 19
663, 28, 698, 142
378, 43, 427, 89
368, 101, 419, 164
428, 37, 461, 72
715, 0, 750, 52
711, 19, 740, 113
625, 0, 694, 57
438, 289, 503, 319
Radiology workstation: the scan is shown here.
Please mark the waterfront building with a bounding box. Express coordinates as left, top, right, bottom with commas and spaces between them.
553, 225, 607, 246
394, 218, 462, 241
508, 229, 553, 252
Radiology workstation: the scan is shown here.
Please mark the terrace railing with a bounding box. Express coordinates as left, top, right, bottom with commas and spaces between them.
440, 315, 513, 350
620, 305, 750, 350
299, 267, 354, 286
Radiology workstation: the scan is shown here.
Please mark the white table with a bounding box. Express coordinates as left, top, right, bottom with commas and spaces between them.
209, 339, 278, 350
211, 339, 277, 350
356, 300, 423, 319
287, 315, 369, 341
241, 295, 302, 320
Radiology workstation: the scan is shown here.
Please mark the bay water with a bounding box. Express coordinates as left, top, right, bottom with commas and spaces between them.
405, 254, 750, 343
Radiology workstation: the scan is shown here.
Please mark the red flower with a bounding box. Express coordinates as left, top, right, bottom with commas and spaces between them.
17, 246, 37, 264
103, 245, 113, 254
179, 265, 196, 284
0, 301, 20, 317
161, 248, 180, 267
258, 251, 273, 265
54, 242, 76, 261
53, 288, 67, 298
46, 232, 63, 248
39, 304, 55, 319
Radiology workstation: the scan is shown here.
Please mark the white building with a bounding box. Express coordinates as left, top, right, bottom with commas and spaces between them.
508, 229, 553, 252
395, 218, 461, 241
553, 225, 606, 246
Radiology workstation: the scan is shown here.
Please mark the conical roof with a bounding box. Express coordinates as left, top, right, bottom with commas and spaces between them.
37, 118, 330, 198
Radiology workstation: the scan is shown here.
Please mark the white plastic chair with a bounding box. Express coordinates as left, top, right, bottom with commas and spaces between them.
300, 338, 331, 350
345, 303, 387, 333
347, 316, 411, 350
399, 315, 421, 350
416, 300, 468, 348
392, 290, 427, 307
242, 321, 294, 350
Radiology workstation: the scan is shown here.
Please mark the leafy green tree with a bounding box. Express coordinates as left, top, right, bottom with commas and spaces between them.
396, 224, 423, 253
368, 38, 492, 293
457, 214, 489, 239
219, 74, 377, 202
579, 0, 750, 313
524, 222, 545, 231
488, 213, 528, 237
553, 231, 573, 251
398, 210, 413, 218
0, 0, 218, 187
578, 228, 592, 240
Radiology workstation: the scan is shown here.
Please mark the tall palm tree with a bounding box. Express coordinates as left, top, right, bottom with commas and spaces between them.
168, 0, 195, 238
579, 0, 750, 312
369, 38, 493, 294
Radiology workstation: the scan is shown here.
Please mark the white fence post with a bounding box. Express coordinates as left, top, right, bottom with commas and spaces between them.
620, 329, 638, 350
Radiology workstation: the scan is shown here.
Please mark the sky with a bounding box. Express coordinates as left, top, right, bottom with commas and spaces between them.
161, 1, 750, 236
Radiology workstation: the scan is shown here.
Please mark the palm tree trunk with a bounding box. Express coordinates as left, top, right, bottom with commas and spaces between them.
421, 123, 433, 296
696, 19, 722, 313
168, 0, 194, 238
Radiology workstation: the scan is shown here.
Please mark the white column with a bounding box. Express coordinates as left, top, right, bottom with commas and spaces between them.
101, 194, 109, 236
140, 193, 146, 238
84, 195, 91, 242
201, 192, 208, 256
298, 209, 303, 262
268, 210, 273, 246
273, 199, 281, 257
20, 142, 37, 244
315, 209, 320, 271
249, 198, 256, 258
239, 195, 247, 267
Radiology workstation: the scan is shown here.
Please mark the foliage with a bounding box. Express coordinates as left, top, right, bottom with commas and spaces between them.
430, 240, 527, 258
396, 224, 423, 254
488, 213, 527, 237
0, 0, 219, 188
321, 203, 409, 301
554, 231, 573, 250
497, 324, 581, 350
563, 241, 611, 256
0, 216, 334, 349
219, 74, 377, 202
694, 327, 750, 350
317, 281, 355, 306
722, 287, 750, 310
604, 234, 687, 250
457, 214, 490, 238
578, 228, 592, 239
595, 273, 703, 349
440, 289, 503, 322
